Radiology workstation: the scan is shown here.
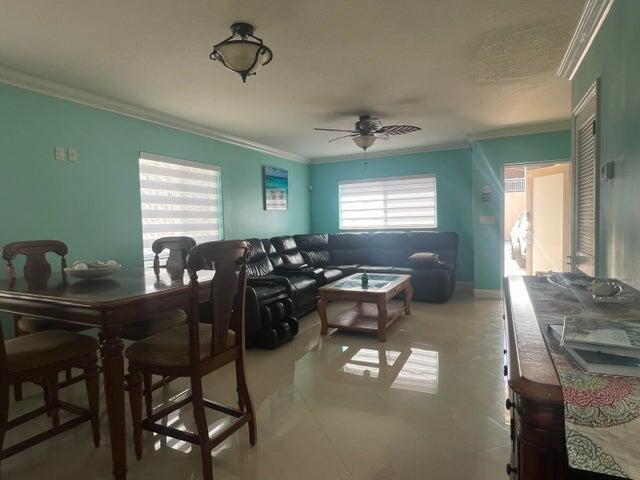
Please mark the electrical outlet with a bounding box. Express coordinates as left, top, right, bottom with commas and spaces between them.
68, 148, 78, 162
54, 146, 65, 161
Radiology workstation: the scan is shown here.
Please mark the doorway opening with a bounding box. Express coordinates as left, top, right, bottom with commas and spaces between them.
503, 162, 572, 277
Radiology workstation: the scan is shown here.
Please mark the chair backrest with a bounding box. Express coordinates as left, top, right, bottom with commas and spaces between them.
186, 240, 249, 361
1, 240, 68, 280
152, 236, 196, 271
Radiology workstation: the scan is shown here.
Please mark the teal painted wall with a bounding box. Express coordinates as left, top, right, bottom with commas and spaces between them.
0, 82, 310, 271
309, 149, 475, 282
472, 131, 571, 291
572, 0, 640, 286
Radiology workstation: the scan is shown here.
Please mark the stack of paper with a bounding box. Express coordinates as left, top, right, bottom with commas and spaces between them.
548, 316, 640, 377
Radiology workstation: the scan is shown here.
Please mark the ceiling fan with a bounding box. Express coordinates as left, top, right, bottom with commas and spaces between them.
314, 115, 421, 151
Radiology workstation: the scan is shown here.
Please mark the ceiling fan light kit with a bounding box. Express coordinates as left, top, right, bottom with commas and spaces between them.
314, 115, 421, 151
210, 22, 273, 82
353, 134, 376, 150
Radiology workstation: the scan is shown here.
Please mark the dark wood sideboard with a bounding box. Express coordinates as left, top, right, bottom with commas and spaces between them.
503, 276, 619, 480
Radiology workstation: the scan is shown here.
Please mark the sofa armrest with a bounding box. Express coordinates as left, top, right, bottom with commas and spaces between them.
274, 263, 310, 272
410, 260, 454, 271
247, 275, 293, 293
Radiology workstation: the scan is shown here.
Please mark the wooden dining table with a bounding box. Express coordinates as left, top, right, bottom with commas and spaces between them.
0, 267, 216, 480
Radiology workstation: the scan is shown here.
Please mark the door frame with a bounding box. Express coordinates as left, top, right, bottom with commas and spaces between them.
570, 79, 600, 275
500, 160, 571, 282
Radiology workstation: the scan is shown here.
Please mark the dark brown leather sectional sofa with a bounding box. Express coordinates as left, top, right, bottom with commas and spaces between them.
243, 231, 459, 348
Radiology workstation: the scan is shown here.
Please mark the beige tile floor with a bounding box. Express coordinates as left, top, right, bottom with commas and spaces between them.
1, 291, 509, 480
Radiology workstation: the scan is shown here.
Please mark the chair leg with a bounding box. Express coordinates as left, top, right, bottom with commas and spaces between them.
65, 368, 73, 384
1, 381, 9, 468
13, 383, 23, 402
44, 374, 60, 428
126, 371, 144, 461
191, 378, 213, 480
235, 354, 257, 446
85, 359, 101, 447
143, 373, 154, 418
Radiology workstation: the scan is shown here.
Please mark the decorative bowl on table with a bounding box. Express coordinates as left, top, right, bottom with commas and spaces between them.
64, 260, 122, 280
547, 271, 624, 303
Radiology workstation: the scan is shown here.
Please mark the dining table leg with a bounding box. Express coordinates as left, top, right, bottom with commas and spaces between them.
101, 326, 127, 480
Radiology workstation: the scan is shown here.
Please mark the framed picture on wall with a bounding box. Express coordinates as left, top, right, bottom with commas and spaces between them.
263, 166, 289, 210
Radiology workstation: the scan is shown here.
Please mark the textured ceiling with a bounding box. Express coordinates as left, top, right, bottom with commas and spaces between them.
0, 0, 584, 159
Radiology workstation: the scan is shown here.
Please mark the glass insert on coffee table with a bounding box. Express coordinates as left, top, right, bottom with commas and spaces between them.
317, 273, 413, 342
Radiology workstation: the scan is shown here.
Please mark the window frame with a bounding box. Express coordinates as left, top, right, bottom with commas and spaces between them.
338, 173, 438, 232
138, 151, 224, 262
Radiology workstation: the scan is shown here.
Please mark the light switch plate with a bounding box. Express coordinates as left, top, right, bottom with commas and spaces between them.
68, 148, 78, 162
54, 146, 65, 161
479, 215, 497, 224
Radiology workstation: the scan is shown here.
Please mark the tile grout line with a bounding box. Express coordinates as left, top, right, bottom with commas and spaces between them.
294, 384, 358, 480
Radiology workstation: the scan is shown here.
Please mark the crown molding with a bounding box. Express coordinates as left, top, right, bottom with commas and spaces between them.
466, 120, 571, 142
309, 141, 471, 164
557, 0, 615, 80
0, 66, 309, 164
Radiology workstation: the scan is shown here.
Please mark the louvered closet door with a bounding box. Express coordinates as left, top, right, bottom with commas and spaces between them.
573, 88, 598, 276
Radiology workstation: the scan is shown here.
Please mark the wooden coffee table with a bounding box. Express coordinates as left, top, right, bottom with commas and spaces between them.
317, 273, 413, 342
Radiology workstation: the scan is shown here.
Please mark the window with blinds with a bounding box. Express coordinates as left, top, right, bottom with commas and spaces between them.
339, 175, 437, 230
138, 153, 222, 261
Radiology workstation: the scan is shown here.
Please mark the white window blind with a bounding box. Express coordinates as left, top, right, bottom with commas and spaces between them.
339, 175, 437, 230
138, 153, 222, 260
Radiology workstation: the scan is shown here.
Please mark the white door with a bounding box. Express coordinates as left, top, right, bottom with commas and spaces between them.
526, 164, 572, 274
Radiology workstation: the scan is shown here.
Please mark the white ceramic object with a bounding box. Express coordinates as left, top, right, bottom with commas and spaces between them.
64, 264, 122, 279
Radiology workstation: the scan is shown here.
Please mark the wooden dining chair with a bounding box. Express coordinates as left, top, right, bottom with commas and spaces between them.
119, 236, 196, 417
0, 321, 101, 468
125, 240, 256, 480
2, 240, 93, 400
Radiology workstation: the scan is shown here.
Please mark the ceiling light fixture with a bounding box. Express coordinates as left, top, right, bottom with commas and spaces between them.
352, 135, 376, 151
209, 22, 273, 83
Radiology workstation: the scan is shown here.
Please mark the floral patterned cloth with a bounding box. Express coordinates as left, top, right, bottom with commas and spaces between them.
524, 276, 640, 479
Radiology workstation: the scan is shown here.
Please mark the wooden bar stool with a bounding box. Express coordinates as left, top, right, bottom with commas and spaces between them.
0, 325, 101, 467
2, 240, 93, 400
119, 236, 196, 417
125, 240, 256, 480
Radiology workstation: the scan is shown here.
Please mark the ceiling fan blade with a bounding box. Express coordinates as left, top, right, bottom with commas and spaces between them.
329, 134, 358, 142
374, 133, 390, 141
378, 125, 421, 136
314, 128, 358, 133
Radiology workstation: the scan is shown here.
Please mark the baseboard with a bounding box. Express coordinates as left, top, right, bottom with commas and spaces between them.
473, 289, 503, 299
456, 281, 474, 291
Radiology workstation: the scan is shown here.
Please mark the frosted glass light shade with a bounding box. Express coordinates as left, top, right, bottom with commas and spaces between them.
215, 42, 269, 73
353, 135, 376, 150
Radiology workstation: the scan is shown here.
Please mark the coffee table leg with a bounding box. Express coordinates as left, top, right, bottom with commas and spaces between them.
318, 294, 329, 335
404, 283, 413, 315
376, 298, 388, 342
101, 327, 127, 480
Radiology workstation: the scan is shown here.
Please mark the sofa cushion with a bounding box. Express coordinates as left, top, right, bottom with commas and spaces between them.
391, 266, 413, 275
407, 231, 458, 265
370, 232, 409, 266
271, 235, 306, 264
407, 252, 440, 268
251, 283, 288, 303
330, 233, 371, 265
246, 238, 275, 277
271, 235, 298, 253
322, 268, 344, 283
356, 265, 395, 274
328, 264, 359, 275
294, 234, 330, 266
